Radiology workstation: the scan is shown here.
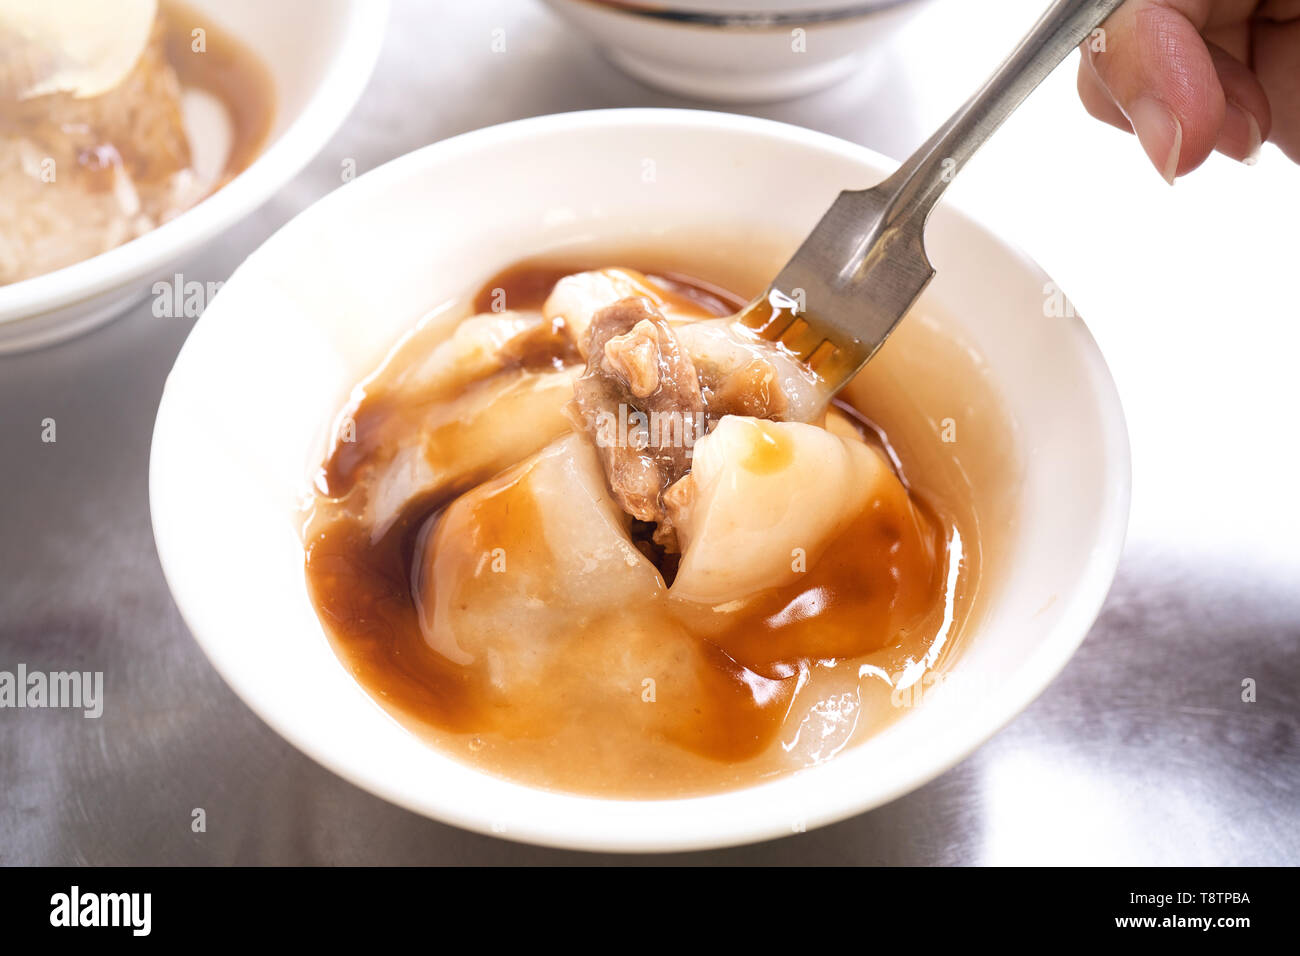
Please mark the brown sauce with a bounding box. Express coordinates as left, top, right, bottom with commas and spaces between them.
0, 1, 274, 285
162, 0, 276, 186
2, 1, 273, 189
303, 255, 995, 796
685, 477, 947, 682
306, 488, 484, 733
472, 260, 745, 318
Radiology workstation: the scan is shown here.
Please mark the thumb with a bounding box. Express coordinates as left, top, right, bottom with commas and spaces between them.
1081, 0, 1224, 182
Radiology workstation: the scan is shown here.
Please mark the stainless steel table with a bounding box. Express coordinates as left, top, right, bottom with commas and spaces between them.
2, 0, 1296, 865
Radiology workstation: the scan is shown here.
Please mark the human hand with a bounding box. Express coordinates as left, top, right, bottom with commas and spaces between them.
1079, 0, 1300, 180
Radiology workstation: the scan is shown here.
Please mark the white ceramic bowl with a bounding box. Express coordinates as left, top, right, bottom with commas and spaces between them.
0, 0, 388, 353
150, 109, 1130, 853
540, 0, 930, 102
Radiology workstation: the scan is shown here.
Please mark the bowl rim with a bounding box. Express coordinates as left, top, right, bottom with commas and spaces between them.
0, 0, 391, 326
150, 107, 1131, 853
547, 0, 922, 28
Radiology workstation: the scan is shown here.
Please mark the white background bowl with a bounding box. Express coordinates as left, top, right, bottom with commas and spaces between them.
0, 0, 388, 353
150, 109, 1130, 852
540, 0, 930, 102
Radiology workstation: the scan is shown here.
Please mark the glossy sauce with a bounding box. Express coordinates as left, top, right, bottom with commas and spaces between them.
681, 470, 947, 682
0, 1, 274, 284
163, 0, 275, 186
2, 1, 273, 190
304, 255, 990, 796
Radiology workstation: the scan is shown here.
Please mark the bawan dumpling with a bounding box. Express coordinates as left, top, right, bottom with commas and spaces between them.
413, 434, 792, 756
666, 416, 903, 606
306, 260, 956, 793
415, 434, 665, 678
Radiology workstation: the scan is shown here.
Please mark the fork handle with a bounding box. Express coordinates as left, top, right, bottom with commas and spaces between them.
876, 0, 1127, 229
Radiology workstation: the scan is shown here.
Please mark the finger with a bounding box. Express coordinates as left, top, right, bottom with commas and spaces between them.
1252, 15, 1300, 162
1256, 0, 1300, 19
1084, 0, 1224, 182
1205, 41, 1271, 163
1077, 55, 1132, 131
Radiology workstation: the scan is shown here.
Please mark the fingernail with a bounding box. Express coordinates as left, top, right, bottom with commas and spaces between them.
1128, 97, 1182, 184
1228, 102, 1263, 166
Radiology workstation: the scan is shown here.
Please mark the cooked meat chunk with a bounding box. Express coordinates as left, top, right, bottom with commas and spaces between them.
604, 319, 662, 397
568, 297, 705, 550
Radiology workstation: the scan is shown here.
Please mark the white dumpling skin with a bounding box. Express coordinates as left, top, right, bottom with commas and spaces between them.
668, 416, 898, 606
543, 268, 666, 356
415, 434, 664, 685
389, 310, 547, 395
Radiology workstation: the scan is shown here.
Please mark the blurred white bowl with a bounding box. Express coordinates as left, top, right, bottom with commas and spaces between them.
151, 109, 1130, 852
540, 0, 929, 102
0, 0, 388, 353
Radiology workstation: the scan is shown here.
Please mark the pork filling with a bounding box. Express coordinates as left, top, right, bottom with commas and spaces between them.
567, 296, 706, 550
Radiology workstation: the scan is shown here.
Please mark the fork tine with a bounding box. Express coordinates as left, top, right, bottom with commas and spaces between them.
778, 317, 824, 360
739, 300, 798, 340
804, 339, 839, 373
735, 293, 859, 392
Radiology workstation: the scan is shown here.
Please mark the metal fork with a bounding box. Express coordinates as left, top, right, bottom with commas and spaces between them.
739, 0, 1127, 390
